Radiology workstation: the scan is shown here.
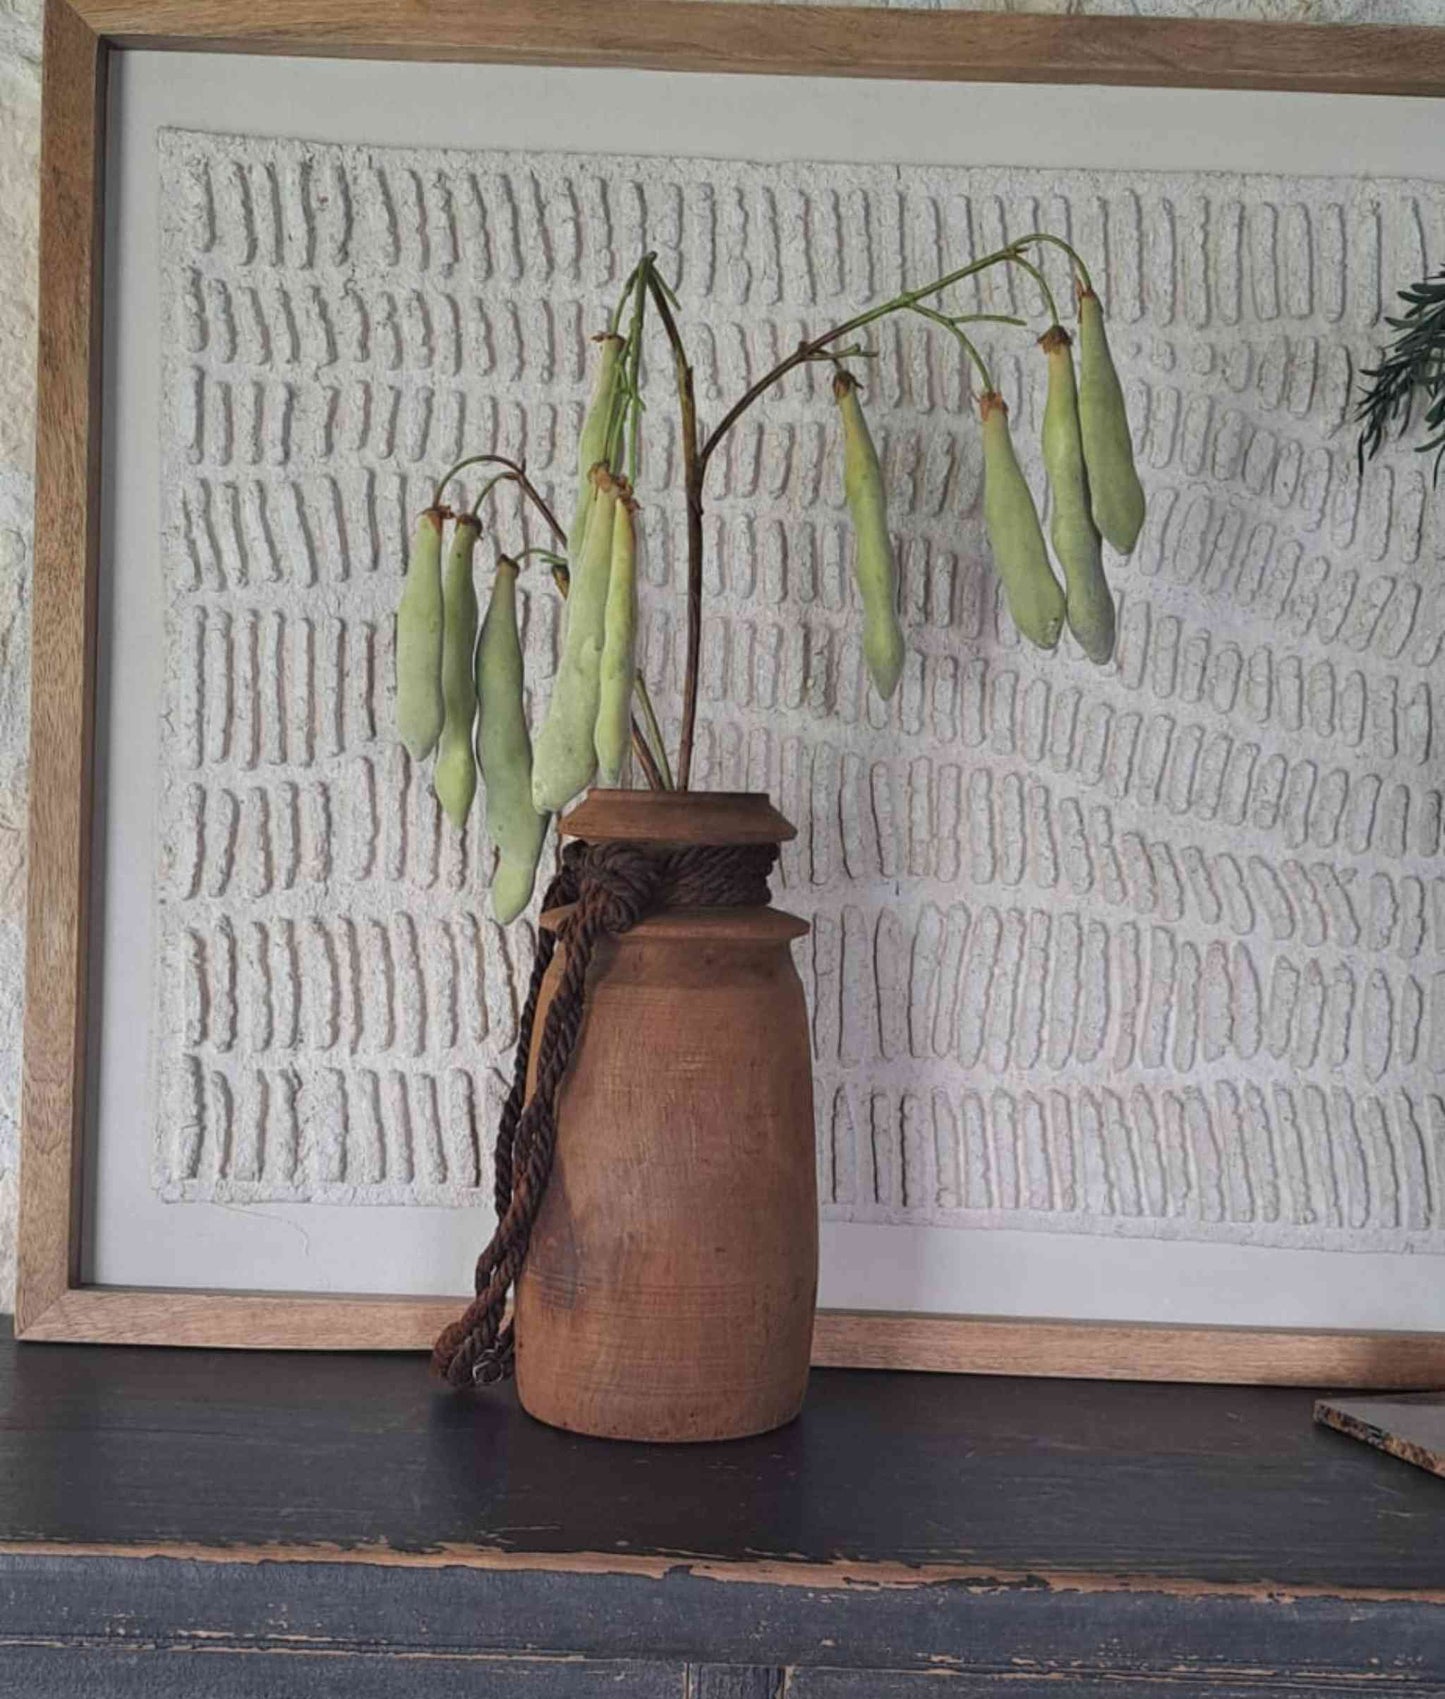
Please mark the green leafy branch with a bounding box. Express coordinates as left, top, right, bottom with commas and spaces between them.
1357, 264, 1445, 480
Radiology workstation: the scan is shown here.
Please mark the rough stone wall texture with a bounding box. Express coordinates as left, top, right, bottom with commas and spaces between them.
0, 1, 1438, 1313
160, 126, 1445, 1256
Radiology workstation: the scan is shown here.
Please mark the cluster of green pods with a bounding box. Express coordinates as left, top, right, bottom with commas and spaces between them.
394, 254, 1144, 928
392, 332, 643, 920
833, 282, 1141, 685
976, 290, 1143, 662
393, 504, 549, 923
530, 320, 644, 812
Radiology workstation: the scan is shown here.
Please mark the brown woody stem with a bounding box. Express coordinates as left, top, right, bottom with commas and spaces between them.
644, 264, 704, 792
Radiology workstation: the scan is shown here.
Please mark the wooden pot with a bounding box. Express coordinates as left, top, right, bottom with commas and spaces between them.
514, 791, 817, 1443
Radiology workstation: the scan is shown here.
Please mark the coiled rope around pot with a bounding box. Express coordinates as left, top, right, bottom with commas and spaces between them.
432, 835, 779, 1389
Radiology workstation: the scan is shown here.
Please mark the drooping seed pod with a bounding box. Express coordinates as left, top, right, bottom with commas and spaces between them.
532, 464, 618, 813
1076, 284, 1146, 555
833, 369, 905, 699
979, 391, 1066, 651
395, 505, 447, 760
1039, 326, 1115, 664
594, 480, 639, 787
568, 332, 626, 566
477, 555, 549, 924
433, 512, 482, 827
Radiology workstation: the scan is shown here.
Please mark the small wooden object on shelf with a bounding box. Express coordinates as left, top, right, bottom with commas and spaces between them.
1314, 1393, 1445, 1481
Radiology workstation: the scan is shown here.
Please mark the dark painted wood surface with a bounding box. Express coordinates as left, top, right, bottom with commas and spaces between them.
2, 1321, 1442, 1580
2, 1323, 1444, 1696
0, 1647, 686, 1697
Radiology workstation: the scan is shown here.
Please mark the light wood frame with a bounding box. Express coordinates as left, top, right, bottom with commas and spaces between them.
17, 0, 1445, 1384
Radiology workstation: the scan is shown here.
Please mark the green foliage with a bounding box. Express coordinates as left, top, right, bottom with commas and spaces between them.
1357, 265, 1445, 479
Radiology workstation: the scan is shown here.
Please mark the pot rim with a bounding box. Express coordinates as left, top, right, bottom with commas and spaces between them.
559, 788, 796, 846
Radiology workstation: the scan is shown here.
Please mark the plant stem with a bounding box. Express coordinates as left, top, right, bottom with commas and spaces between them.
634, 674, 675, 790
1005, 252, 1060, 326
434, 453, 567, 546
610, 253, 651, 333
698, 241, 1022, 469
468, 472, 514, 518
906, 303, 993, 391
1011, 231, 1093, 296
644, 262, 704, 791
626, 705, 667, 792
608, 262, 651, 476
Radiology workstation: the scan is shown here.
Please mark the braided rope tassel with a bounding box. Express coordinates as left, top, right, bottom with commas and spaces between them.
432, 838, 777, 1389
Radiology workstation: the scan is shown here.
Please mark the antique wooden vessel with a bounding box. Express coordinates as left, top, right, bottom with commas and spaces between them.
515, 791, 817, 1442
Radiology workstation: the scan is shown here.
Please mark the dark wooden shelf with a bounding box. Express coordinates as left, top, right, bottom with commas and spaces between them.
1, 1319, 1442, 1696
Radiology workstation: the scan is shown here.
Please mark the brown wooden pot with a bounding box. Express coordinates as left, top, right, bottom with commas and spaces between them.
514, 791, 817, 1443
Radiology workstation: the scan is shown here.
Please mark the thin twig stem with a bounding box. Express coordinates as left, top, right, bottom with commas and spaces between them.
607, 263, 650, 475
609, 253, 651, 333
906, 304, 993, 391
633, 675, 675, 790
626, 707, 667, 792
1005, 252, 1060, 326
434, 453, 567, 546
1011, 231, 1093, 296
698, 241, 1024, 469
644, 262, 704, 790
468, 472, 513, 518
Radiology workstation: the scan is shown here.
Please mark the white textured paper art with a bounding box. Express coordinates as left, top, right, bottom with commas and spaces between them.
155, 128, 1445, 1257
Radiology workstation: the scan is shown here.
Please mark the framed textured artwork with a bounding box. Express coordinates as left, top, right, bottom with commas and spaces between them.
18, 0, 1445, 1383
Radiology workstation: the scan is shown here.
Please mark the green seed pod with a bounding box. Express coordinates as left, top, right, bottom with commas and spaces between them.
594, 481, 639, 787
1076, 284, 1146, 555
433, 513, 482, 827
568, 332, 626, 565
395, 505, 447, 761
477, 555, 549, 924
979, 392, 1066, 652
833, 369, 905, 699
532, 465, 618, 814
1039, 326, 1115, 665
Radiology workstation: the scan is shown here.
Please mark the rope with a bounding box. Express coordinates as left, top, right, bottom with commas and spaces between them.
432, 835, 779, 1389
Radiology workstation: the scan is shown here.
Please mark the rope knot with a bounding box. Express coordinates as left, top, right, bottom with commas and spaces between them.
573, 841, 664, 933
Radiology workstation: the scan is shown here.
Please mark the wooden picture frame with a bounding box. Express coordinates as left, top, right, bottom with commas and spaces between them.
17, 0, 1445, 1384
